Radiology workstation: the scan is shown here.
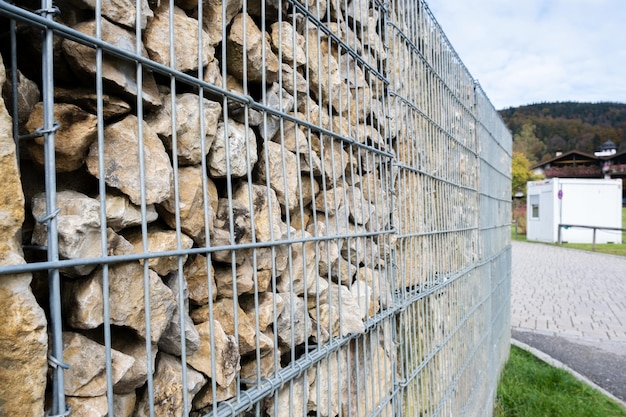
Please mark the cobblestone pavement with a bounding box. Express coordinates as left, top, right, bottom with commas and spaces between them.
511, 241, 626, 402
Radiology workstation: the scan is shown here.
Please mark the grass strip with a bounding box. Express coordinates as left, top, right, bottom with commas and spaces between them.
494, 345, 626, 417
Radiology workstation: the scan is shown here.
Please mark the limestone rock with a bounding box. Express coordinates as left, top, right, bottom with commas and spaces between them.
213, 258, 256, 297
201, 0, 243, 46
212, 298, 274, 355
280, 63, 308, 101
111, 331, 156, 394
193, 378, 237, 409
55, 86, 132, 120
63, 331, 134, 397
86, 115, 173, 205
66, 396, 108, 417
25, 102, 97, 172
62, 20, 161, 109
144, 2, 211, 72
158, 165, 218, 244
187, 320, 240, 387
184, 254, 217, 305
158, 273, 201, 356
311, 134, 350, 182
258, 83, 295, 141
1, 69, 39, 126
350, 280, 378, 318
233, 182, 286, 243
276, 292, 311, 349
227, 13, 280, 83
266, 375, 308, 417
31, 190, 102, 276
135, 353, 206, 417
240, 292, 285, 331
313, 283, 365, 338
227, 75, 265, 126
0, 266, 48, 417
125, 226, 194, 276
240, 348, 281, 384
257, 140, 299, 212
148, 93, 222, 165
270, 22, 306, 66
357, 266, 393, 309
69, 0, 152, 29
113, 392, 136, 417
65, 262, 176, 343
99, 192, 158, 232
307, 349, 350, 416
277, 231, 320, 295
208, 119, 258, 178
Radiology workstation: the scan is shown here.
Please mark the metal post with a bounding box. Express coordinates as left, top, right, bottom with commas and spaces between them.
592, 228, 597, 252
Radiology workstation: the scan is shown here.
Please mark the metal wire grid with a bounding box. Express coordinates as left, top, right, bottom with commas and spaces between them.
0, 0, 511, 416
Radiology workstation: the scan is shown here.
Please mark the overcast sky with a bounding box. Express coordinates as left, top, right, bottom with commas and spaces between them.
426, 0, 626, 110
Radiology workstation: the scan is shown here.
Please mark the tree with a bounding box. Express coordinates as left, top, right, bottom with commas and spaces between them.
512, 123, 545, 165
511, 151, 540, 198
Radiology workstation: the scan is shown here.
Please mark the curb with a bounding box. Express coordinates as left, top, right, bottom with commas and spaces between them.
511, 338, 626, 410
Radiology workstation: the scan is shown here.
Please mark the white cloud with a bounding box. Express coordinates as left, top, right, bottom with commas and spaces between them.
426, 0, 626, 109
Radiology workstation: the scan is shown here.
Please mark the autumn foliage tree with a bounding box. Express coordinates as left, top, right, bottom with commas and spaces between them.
511, 151, 540, 197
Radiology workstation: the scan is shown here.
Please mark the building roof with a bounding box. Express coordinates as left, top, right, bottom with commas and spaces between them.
531, 150, 597, 170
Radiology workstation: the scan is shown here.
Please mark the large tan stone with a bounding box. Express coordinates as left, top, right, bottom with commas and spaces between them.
187, 320, 240, 387
201, 0, 243, 46
68, 0, 152, 29
184, 254, 217, 305
208, 119, 258, 178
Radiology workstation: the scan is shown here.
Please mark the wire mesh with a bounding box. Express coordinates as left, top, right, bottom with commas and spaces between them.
0, 0, 511, 416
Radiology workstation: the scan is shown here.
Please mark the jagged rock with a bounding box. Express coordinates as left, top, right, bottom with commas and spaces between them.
258, 140, 299, 212
63, 331, 134, 397
213, 197, 253, 246
0, 262, 48, 417
124, 226, 193, 276
276, 292, 311, 348
350, 279, 378, 318
227, 13, 280, 83
99, 192, 158, 232
201, 0, 242, 46
277, 231, 320, 295
148, 93, 222, 166
240, 292, 285, 331
25, 102, 98, 172
240, 347, 281, 384
187, 320, 240, 387
113, 392, 136, 417
280, 63, 308, 101
357, 266, 393, 309
64, 262, 176, 343
208, 119, 258, 178
111, 331, 156, 394
145, 2, 211, 72
213, 258, 256, 297
184, 254, 217, 305
86, 115, 173, 205
158, 273, 201, 356
62, 20, 161, 108
305, 221, 339, 278
211, 298, 274, 355
68, 0, 152, 29
311, 134, 350, 182
54, 86, 132, 120
270, 21, 306, 66
66, 396, 108, 417
233, 182, 286, 243
135, 353, 206, 417
265, 375, 309, 417
307, 349, 350, 416
1, 69, 39, 126
258, 83, 295, 140
226, 75, 265, 126
193, 378, 237, 409
313, 283, 365, 338
31, 190, 102, 276
158, 165, 218, 244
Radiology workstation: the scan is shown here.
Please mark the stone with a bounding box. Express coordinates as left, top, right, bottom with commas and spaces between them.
0, 264, 48, 417
135, 353, 206, 417
64, 262, 176, 343
69, 0, 152, 29
350, 279, 378, 318
270, 22, 306, 66
66, 396, 108, 417
144, 2, 211, 72
125, 226, 194, 276
313, 283, 365, 338
31, 190, 102, 276
187, 320, 240, 387
99, 192, 158, 232
201, 0, 243, 46
276, 231, 320, 295
314, 186, 345, 217
208, 119, 258, 178
240, 292, 285, 332
213, 197, 253, 246
233, 182, 286, 243
213, 258, 256, 297
148, 93, 222, 166
357, 266, 393, 309
240, 347, 281, 384
184, 254, 217, 305
225, 75, 265, 126
158, 273, 201, 356
265, 375, 308, 417
62, 331, 134, 397
258, 140, 300, 212
212, 298, 274, 355
25, 102, 98, 172
258, 83, 295, 140
113, 392, 136, 417
311, 134, 350, 182
193, 378, 237, 409
307, 348, 350, 416
62, 20, 161, 109
280, 64, 308, 101
158, 165, 218, 244
86, 115, 173, 205
276, 292, 311, 349
1, 69, 39, 126
305, 222, 339, 278
111, 331, 155, 394
227, 13, 280, 83
54, 86, 132, 120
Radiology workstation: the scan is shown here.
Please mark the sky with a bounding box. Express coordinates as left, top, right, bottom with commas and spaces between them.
426, 0, 626, 110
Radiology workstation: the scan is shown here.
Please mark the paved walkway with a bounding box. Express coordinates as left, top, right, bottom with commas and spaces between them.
511, 241, 626, 402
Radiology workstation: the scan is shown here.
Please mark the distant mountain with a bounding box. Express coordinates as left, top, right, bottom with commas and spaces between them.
498, 102, 626, 164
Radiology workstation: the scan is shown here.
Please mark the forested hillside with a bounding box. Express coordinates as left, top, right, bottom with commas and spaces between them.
498, 102, 626, 165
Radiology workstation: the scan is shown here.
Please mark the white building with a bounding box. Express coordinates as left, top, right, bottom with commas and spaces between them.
526, 178, 622, 244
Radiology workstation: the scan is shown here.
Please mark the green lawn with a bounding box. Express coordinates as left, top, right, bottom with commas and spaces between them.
494, 345, 626, 417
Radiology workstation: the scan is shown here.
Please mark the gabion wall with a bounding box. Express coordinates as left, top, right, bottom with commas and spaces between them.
0, 0, 511, 416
